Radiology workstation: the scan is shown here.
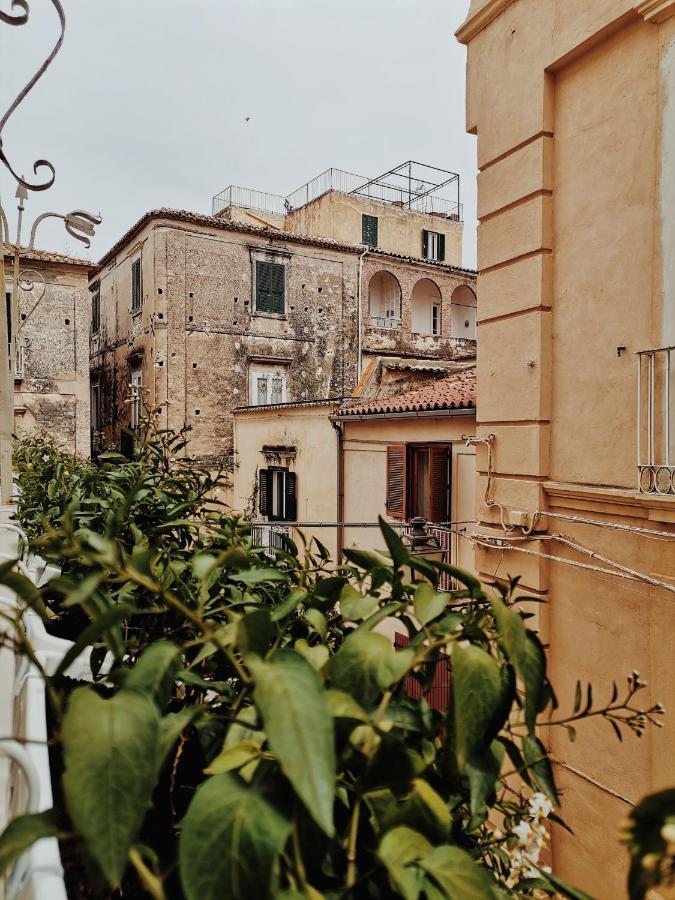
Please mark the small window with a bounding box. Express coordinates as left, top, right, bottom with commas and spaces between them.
255, 260, 285, 314
431, 303, 440, 336
91, 284, 100, 334
250, 364, 288, 406
259, 467, 297, 521
423, 229, 445, 262
130, 369, 142, 430
131, 257, 143, 314
362, 214, 379, 248
91, 382, 101, 432
386, 444, 451, 523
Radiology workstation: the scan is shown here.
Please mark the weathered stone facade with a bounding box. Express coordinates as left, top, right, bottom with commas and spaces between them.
4, 249, 91, 456
90, 209, 476, 470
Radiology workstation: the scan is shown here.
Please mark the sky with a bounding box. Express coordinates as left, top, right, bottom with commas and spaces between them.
0, 0, 475, 267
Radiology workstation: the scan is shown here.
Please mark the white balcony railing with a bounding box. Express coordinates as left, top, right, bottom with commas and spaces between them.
637, 346, 675, 494
369, 316, 401, 330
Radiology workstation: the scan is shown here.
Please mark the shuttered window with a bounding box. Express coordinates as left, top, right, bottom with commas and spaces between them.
362, 214, 379, 248
429, 446, 451, 524
91, 283, 100, 334
386, 445, 406, 519
259, 466, 296, 521
422, 230, 445, 262
256, 261, 285, 314
131, 257, 143, 313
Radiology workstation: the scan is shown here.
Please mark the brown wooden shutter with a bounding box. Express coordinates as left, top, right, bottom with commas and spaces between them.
259, 468, 270, 516
438, 233, 446, 262
429, 446, 450, 524
422, 229, 429, 258
386, 445, 406, 519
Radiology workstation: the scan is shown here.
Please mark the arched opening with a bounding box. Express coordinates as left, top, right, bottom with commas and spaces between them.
411, 278, 442, 335
368, 271, 401, 328
451, 285, 477, 340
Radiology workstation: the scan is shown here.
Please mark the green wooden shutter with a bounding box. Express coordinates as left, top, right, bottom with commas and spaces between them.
422, 230, 429, 258
270, 262, 285, 314
256, 261, 271, 312
362, 215, 378, 248
438, 233, 446, 262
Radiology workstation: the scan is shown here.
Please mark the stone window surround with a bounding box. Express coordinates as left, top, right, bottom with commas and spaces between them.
250, 247, 291, 321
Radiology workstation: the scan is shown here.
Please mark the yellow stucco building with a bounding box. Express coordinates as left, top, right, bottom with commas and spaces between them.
457, 1, 675, 895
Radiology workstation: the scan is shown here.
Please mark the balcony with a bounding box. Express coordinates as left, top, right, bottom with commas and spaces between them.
637, 346, 675, 495
368, 316, 401, 330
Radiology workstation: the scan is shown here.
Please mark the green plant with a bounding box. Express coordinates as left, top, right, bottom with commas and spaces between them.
0, 431, 663, 899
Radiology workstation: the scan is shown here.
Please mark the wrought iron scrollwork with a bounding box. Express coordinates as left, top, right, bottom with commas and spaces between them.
0, 0, 65, 191
27, 209, 102, 250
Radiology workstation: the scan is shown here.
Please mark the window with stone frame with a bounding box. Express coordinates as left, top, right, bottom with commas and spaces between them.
131, 257, 143, 314
91, 283, 101, 334
255, 260, 285, 314
249, 363, 288, 406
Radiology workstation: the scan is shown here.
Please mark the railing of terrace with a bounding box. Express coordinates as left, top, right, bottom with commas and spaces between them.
637, 346, 675, 495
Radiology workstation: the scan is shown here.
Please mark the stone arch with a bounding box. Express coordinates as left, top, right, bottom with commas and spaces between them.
368, 271, 401, 326
411, 278, 442, 335
451, 284, 477, 339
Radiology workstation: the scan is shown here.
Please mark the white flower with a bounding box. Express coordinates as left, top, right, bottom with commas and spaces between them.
42, 454, 49, 462
661, 823, 675, 844
512, 820, 533, 846
529, 792, 553, 819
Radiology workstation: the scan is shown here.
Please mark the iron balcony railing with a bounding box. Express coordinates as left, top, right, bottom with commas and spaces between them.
637, 346, 675, 494
213, 168, 463, 221
212, 185, 287, 218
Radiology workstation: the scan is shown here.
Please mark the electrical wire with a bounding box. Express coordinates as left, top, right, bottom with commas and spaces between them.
526, 509, 675, 542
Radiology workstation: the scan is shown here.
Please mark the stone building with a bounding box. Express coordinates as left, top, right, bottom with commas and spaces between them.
90, 163, 476, 471
457, 1, 675, 894
4, 247, 91, 455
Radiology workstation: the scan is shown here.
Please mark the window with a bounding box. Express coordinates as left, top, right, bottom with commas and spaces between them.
259, 467, 297, 521
131, 257, 143, 314
386, 444, 450, 523
362, 214, 379, 248
91, 283, 100, 334
255, 260, 285, 314
423, 229, 445, 262
411, 278, 442, 335
5, 292, 11, 371
250, 364, 288, 406
450, 285, 477, 340
130, 369, 142, 430
91, 382, 101, 432
368, 271, 401, 327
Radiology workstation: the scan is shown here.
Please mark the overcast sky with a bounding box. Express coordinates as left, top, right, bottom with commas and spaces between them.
0, 0, 475, 268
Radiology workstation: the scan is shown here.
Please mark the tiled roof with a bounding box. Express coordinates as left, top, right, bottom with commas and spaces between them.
91, 208, 478, 278
234, 397, 346, 414
337, 368, 476, 417
3, 245, 92, 268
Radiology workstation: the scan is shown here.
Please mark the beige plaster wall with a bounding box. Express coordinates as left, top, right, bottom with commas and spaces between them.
286, 192, 464, 264
231, 404, 339, 555
341, 415, 476, 565
458, 0, 675, 894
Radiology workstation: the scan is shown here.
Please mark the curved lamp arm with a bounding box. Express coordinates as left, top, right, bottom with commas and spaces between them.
27, 209, 102, 251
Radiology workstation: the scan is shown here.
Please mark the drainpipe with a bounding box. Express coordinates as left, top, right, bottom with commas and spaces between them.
356, 248, 369, 384
331, 417, 344, 564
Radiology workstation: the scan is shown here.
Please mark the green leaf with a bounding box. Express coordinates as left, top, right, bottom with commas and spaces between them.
339, 584, 379, 622
331, 630, 410, 706
452, 644, 504, 772
379, 826, 431, 900
343, 547, 392, 571
419, 845, 499, 899
294, 639, 329, 671
125, 641, 181, 710
490, 596, 545, 733
62, 687, 161, 886
60, 571, 105, 608
381, 779, 451, 844
378, 516, 410, 569
157, 708, 202, 773
523, 735, 559, 804
305, 607, 327, 639
271, 588, 307, 622
236, 609, 274, 657
325, 689, 369, 722
465, 740, 504, 827
179, 774, 290, 900
205, 740, 262, 775
250, 650, 336, 836
231, 568, 287, 585
0, 809, 59, 876
53, 604, 134, 679
543, 871, 594, 900
414, 583, 449, 626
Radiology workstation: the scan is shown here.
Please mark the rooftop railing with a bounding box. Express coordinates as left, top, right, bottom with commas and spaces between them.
212, 185, 287, 218
637, 346, 675, 494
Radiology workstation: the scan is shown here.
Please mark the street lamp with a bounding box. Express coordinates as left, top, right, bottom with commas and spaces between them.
0, 0, 101, 503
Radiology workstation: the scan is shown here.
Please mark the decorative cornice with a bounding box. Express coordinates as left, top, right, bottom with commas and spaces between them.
635, 0, 675, 22
455, 0, 518, 45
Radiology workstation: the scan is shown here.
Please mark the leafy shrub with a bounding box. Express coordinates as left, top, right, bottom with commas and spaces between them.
0, 430, 663, 899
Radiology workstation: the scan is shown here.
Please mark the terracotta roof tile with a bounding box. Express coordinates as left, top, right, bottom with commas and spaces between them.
91, 208, 478, 279
337, 368, 476, 417
3, 245, 92, 268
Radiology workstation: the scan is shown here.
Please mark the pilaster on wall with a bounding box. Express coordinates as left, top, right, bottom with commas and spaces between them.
636, 0, 675, 23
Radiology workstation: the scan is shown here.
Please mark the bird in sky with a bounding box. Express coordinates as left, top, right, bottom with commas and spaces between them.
245, 116, 251, 122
